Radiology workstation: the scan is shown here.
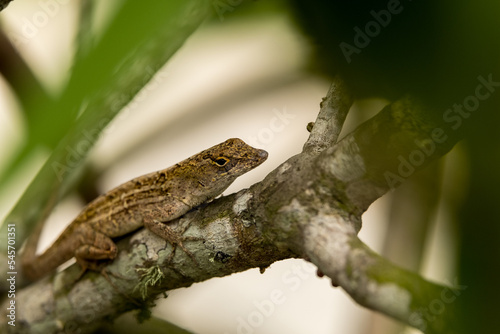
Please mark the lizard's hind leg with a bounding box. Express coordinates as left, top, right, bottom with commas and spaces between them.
74, 226, 118, 274
143, 216, 202, 266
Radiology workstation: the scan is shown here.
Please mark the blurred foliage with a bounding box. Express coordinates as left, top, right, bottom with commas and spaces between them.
288, 1, 500, 333
0, 0, 295, 244
0, 0, 212, 250
289, 1, 500, 109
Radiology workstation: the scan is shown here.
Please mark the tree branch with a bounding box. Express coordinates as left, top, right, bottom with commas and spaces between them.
303, 75, 353, 154
300, 212, 462, 334
1, 79, 463, 333
316, 95, 457, 214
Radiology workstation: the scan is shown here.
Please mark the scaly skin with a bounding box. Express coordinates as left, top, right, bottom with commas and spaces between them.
21, 138, 268, 282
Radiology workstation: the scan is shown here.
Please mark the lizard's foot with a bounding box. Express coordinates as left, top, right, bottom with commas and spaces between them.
144, 219, 203, 266
164, 235, 202, 266
74, 229, 118, 268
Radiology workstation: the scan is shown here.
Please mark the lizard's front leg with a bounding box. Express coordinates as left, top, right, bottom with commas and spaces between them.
142, 213, 202, 265
73, 225, 118, 273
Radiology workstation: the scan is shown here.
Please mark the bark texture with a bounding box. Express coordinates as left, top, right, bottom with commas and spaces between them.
1, 76, 462, 334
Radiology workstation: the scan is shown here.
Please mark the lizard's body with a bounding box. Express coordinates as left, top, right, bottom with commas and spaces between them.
22, 138, 267, 281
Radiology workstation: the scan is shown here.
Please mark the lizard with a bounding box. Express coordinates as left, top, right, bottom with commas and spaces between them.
21, 138, 268, 282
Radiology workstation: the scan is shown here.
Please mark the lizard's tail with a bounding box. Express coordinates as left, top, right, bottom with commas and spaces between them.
20, 217, 45, 281
21, 223, 75, 282
19, 190, 60, 283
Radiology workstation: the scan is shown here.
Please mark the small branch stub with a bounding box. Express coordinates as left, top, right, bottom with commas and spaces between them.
303, 76, 354, 154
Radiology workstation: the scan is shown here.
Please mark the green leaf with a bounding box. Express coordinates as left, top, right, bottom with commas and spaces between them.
0, 0, 211, 258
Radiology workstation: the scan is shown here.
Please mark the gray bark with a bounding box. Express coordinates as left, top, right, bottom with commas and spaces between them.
0, 76, 462, 333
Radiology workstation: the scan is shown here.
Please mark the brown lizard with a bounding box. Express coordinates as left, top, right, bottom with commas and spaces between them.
21, 138, 268, 282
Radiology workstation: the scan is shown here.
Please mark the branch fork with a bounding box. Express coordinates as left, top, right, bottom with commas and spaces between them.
3, 76, 461, 334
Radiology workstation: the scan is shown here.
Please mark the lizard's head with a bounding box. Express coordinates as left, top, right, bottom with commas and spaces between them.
184, 138, 268, 198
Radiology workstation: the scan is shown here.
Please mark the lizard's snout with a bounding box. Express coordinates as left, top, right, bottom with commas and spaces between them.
257, 149, 268, 160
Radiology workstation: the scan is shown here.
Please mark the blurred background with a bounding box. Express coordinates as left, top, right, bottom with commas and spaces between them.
1, 0, 497, 333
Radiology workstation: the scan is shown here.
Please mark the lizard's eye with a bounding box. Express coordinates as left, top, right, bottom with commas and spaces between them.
213, 157, 230, 167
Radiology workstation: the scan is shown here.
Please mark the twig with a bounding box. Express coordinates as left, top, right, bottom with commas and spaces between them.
303, 76, 353, 154
315, 95, 457, 214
